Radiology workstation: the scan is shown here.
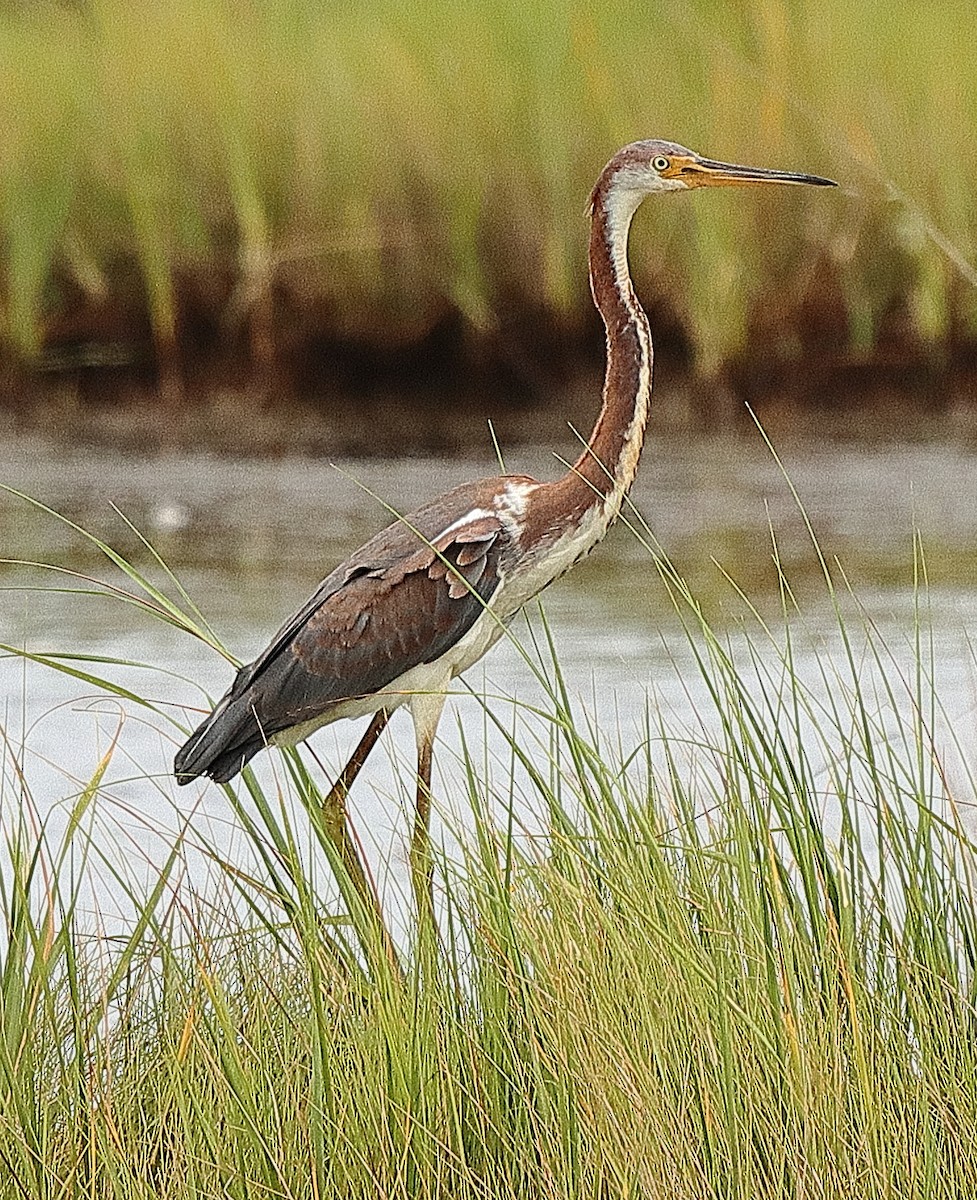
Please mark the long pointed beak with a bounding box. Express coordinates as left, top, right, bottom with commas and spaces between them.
688, 158, 836, 188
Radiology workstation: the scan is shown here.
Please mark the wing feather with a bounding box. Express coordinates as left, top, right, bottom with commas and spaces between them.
174, 476, 536, 782
222, 510, 507, 736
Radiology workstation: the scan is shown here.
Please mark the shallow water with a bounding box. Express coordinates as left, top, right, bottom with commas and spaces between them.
3, 429, 977, 919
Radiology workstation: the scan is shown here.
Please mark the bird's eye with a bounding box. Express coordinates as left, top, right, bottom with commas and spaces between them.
652, 156, 670, 172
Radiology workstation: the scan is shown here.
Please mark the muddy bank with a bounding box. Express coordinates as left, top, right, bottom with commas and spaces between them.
4, 296, 977, 455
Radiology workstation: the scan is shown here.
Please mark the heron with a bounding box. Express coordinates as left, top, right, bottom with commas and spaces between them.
174, 139, 835, 914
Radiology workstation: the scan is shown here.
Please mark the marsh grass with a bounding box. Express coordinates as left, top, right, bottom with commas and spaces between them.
2, 0, 976, 382
2, 474, 977, 1197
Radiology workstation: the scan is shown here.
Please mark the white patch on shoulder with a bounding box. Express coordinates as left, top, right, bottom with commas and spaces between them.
502, 479, 535, 515
435, 507, 494, 541
499, 479, 537, 535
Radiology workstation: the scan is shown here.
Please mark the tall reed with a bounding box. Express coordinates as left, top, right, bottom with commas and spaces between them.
1, 0, 975, 383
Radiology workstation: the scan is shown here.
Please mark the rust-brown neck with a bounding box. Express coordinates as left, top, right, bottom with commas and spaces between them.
517, 164, 653, 553
557, 172, 653, 516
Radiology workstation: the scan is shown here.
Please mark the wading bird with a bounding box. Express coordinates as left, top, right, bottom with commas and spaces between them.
175, 139, 835, 908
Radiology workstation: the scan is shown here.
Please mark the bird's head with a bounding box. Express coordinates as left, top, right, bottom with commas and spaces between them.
591, 138, 836, 216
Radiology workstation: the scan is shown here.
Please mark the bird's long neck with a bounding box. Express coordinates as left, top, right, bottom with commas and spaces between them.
563, 177, 652, 516
514, 171, 651, 564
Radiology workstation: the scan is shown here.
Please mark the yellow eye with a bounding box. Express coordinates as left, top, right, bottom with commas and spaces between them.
652, 156, 670, 172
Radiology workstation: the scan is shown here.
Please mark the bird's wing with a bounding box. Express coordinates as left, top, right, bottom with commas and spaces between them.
229, 509, 507, 734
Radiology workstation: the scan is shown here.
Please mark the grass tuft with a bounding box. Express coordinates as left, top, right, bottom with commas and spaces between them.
3, 477, 977, 1196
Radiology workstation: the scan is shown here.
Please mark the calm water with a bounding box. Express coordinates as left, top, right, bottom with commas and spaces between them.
3, 430, 977, 917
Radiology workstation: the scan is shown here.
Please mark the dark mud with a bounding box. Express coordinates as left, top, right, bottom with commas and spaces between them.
4, 286, 977, 455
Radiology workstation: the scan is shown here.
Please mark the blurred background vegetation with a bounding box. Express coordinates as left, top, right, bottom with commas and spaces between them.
1, 0, 975, 437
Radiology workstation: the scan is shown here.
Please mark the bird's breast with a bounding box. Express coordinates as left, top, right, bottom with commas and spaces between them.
496, 497, 612, 614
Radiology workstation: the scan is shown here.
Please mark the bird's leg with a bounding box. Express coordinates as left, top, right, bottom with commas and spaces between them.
411, 732, 436, 921
408, 692, 446, 924
320, 709, 398, 967
322, 709, 389, 835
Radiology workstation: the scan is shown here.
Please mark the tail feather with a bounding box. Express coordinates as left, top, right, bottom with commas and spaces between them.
174, 699, 267, 785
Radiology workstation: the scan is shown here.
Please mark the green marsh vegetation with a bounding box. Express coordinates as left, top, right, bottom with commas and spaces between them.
2, 0, 977, 408
3, 478, 977, 1196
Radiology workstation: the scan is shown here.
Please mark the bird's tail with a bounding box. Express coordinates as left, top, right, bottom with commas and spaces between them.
173, 697, 267, 785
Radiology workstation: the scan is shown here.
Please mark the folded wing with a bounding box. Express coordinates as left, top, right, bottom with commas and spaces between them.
174, 507, 507, 784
